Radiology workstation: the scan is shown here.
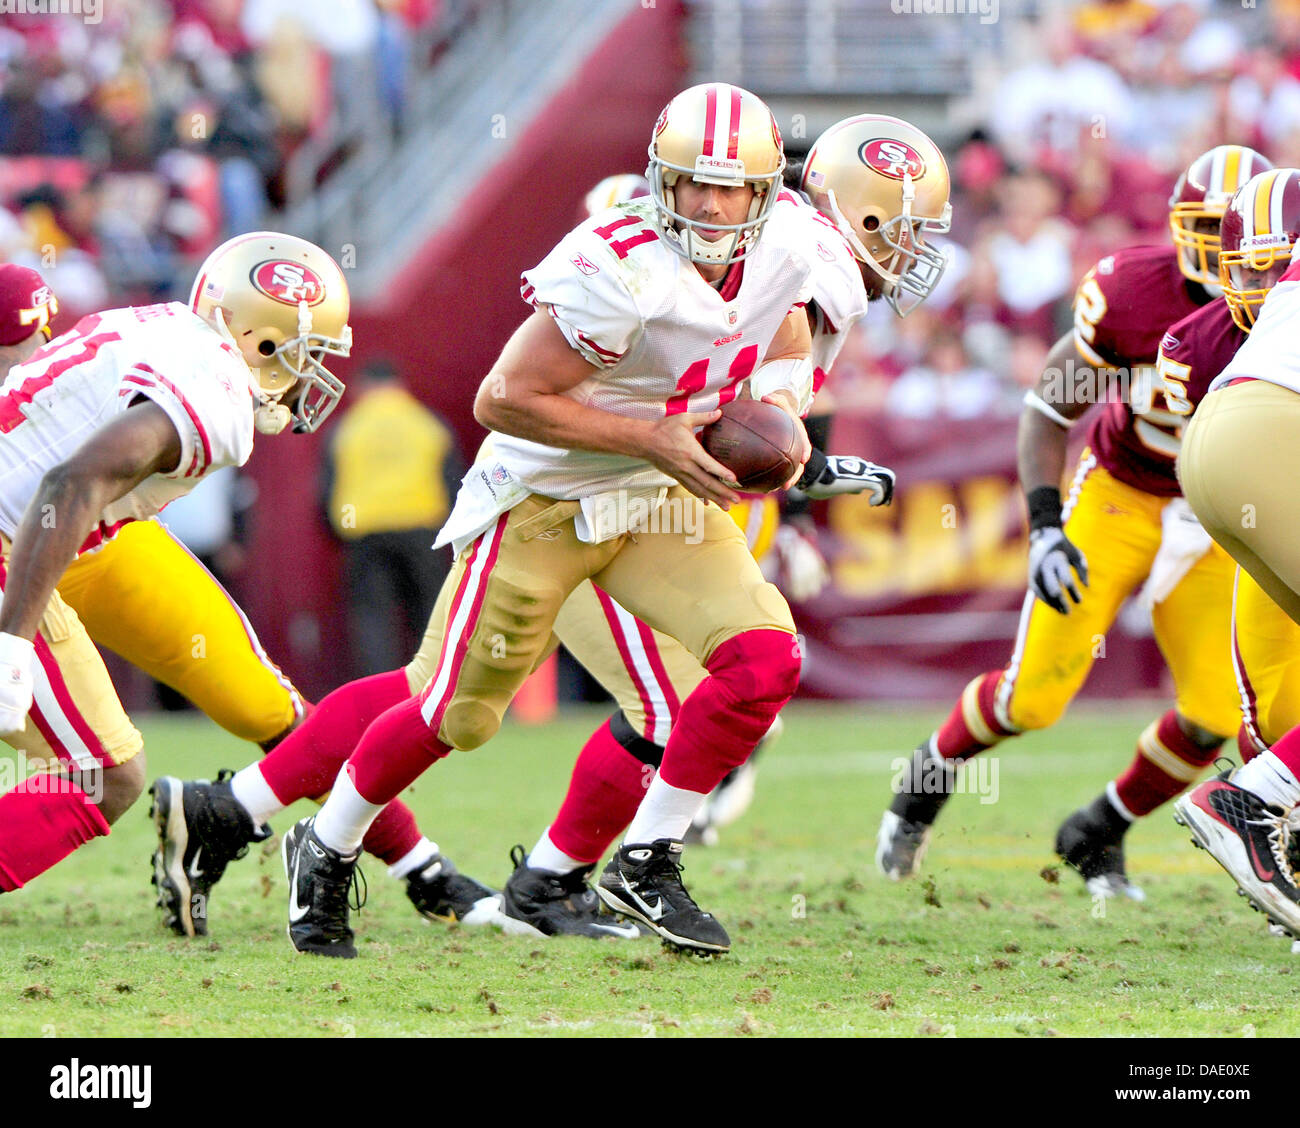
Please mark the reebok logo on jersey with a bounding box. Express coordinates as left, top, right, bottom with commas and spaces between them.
571, 254, 599, 276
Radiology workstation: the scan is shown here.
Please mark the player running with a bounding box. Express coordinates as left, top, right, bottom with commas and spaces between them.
153, 113, 928, 948
875, 145, 1268, 897
0, 264, 495, 937
1176, 172, 1300, 939
495, 114, 946, 935
279, 82, 819, 958
0, 233, 354, 897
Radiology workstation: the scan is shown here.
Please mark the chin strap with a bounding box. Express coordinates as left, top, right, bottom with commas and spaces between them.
255, 402, 292, 435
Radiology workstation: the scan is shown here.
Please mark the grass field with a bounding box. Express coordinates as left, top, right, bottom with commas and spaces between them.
1, 701, 1297, 1038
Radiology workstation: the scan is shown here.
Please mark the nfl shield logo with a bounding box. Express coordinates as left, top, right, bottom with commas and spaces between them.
490, 464, 512, 486
726, 309, 738, 326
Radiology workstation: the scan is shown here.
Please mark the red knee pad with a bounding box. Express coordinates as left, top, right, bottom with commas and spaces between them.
705, 629, 802, 708
658, 630, 799, 793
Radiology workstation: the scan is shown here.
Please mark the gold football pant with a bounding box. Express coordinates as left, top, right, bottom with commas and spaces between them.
995, 451, 1239, 738
404, 488, 795, 750
1181, 379, 1300, 625
0, 537, 140, 770
406, 495, 781, 743
56, 520, 303, 745
1232, 566, 1300, 752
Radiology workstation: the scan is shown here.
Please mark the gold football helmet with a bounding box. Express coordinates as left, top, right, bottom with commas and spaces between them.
584, 173, 651, 217
800, 114, 951, 317
189, 231, 352, 434
1169, 145, 1272, 289
1218, 167, 1300, 330
646, 82, 786, 266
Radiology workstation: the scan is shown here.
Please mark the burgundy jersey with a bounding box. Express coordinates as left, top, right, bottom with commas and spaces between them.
1071, 245, 1209, 369
1089, 299, 1246, 496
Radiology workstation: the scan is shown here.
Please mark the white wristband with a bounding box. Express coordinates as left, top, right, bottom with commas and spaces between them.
1023, 389, 1076, 430
0, 631, 34, 671
749, 357, 814, 417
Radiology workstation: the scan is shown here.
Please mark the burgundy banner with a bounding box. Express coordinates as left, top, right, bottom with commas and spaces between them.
796, 411, 1166, 701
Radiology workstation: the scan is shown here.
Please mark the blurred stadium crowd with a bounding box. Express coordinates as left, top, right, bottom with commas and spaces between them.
0, 0, 456, 308
3, 0, 1300, 422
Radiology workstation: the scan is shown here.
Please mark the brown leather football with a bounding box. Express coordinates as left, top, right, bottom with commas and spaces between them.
701, 398, 801, 493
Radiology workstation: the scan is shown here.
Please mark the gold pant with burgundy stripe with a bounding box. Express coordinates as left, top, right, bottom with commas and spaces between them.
403, 488, 795, 750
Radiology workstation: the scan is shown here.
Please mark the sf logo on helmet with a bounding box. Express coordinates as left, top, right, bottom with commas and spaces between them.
251, 260, 326, 306
858, 138, 926, 181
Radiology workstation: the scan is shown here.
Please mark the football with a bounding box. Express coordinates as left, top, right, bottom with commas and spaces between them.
701, 398, 802, 493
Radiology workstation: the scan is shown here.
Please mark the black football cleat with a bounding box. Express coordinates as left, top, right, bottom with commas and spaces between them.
876, 742, 955, 880
500, 845, 642, 939
1174, 773, 1300, 936
1055, 795, 1145, 902
405, 853, 503, 926
284, 817, 366, 958
597, 839, 730, 955
150, 772, 271, 937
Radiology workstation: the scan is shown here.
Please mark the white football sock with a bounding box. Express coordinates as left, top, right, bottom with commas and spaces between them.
230, 764, 284, 826
1106, 781, 1137, 823
388, 837, 440, 880
1235, 751, 1300, 811
624, 774, 707, 844
526, 829, 586, 875
311, 768, 382, 856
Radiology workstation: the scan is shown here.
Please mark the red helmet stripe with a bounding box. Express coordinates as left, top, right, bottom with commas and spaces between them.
727, 86, 742, 160
703, 85, 718, 157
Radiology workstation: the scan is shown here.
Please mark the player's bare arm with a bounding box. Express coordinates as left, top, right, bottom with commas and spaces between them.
1017, 330, 1094, 614
1017, 329, 1096, 495
0, 402, 182, 641
474, 308, 744, 507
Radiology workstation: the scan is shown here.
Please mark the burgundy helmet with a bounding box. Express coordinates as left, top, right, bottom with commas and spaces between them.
1169, 145, 1272, 287
0, 264, 58, 347
1219, 167, 1300, 330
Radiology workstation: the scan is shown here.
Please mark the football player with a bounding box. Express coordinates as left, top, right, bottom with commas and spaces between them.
151, 113, 912, 948
495, 115, 944, 934
1176, 170, 1300, 938
282, 81, 818, 958
0, 234, 354, 897
876, 145, 1268, 897
0, 264, 495, 937
1059, 170, 1300, 901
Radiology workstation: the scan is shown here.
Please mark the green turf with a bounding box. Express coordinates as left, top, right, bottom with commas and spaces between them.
1, 702, 1296, 1037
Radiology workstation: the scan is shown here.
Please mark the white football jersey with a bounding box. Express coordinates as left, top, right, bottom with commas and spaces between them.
1211, 258, 1300, 395
767, 187, 870, 387
0, 302, 254, 551
501, 198, 815, 498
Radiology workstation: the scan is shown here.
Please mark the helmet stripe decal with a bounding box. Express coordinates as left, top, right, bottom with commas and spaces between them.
1222, 146, 1241, 194
1254, 169, 1278, 236
727, 85, 742, 160
1272, 168, 1287, 235
703, 84, 718, 157
1211, 146, 1226, 194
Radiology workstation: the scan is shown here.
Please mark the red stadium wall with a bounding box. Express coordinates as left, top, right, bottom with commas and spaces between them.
237, 2, 689, 699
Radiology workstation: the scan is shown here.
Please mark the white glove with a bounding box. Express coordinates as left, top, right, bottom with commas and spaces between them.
0, 631, 34, 735
773, 523, 830, 602
1028, 526, 1089, 615
802, 456, 896, 505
